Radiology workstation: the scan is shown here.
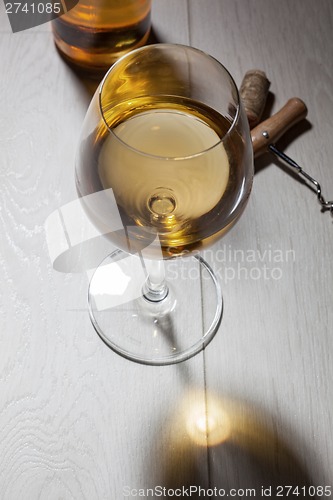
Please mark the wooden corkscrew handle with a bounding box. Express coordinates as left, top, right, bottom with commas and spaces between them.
251, 97, 308, 157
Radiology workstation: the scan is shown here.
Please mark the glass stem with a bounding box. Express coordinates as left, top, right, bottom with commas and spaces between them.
142, 259, 169, 302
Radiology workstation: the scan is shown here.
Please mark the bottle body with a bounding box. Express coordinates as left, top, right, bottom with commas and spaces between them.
52, 0, 152, 74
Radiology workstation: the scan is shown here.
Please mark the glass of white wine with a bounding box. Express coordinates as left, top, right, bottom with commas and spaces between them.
75, 44, 254, 365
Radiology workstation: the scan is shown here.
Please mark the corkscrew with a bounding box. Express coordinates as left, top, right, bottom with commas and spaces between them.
240, 70, 333, 217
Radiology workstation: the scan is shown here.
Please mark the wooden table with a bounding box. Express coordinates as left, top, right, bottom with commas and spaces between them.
0, 1, 332, 497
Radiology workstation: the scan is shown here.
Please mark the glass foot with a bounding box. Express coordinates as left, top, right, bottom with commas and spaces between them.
88, 251, 223, 365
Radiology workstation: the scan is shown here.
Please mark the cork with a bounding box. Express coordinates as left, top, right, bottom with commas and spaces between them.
239, 70, 271, 129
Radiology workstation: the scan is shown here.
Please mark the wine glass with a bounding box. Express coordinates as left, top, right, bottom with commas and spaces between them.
75, 44, 253, 365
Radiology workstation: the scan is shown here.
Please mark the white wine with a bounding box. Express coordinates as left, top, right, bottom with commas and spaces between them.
77, 97, 251, 258
100, 109, 229, 221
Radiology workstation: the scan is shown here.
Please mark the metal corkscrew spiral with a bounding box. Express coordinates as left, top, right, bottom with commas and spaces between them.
267, 140, 333, 217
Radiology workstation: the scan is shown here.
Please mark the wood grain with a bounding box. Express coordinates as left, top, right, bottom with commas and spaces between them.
0, 0, 332, 497
192, 0, 333, 490
0, 2, 206, 497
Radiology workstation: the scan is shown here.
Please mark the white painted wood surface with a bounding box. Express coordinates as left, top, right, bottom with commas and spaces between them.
0, 0, 332, 498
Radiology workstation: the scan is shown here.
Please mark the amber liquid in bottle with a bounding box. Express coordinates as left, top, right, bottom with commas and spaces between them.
52, 0, 151, 74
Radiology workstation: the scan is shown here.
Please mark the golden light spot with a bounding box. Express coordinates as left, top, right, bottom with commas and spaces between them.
184, 392, 231, 447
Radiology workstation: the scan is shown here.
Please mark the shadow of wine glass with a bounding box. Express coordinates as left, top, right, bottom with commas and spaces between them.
144, 390, 321, 499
